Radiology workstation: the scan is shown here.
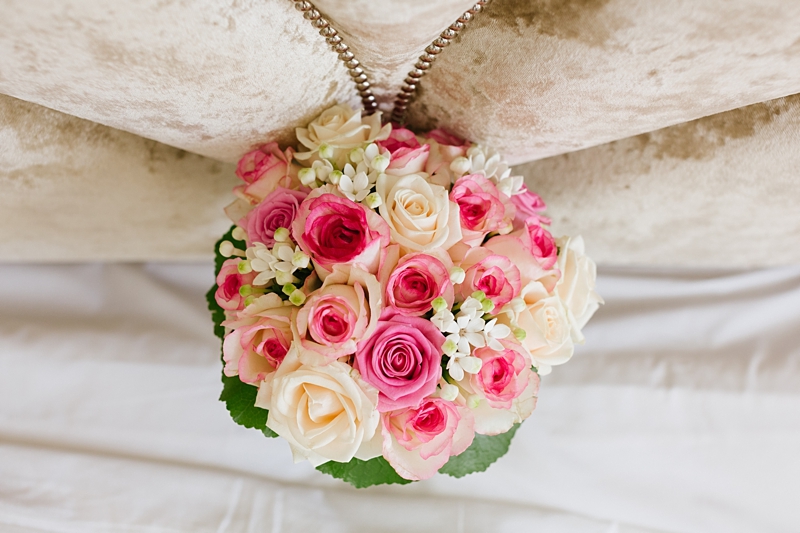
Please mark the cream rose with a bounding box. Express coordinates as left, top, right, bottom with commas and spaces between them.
295, 104, 389, 168
258, 345, 382, 466
554, 235, 603, 342
375, 173, 462, 253
500, 281, 574, 375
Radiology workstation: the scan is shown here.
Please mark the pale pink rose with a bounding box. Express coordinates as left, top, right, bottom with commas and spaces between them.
457, 247, 521, 309
355, 311, 444, 411
292, 190, 391, 277
382, 398, 474, 480
240, 187, 308, 247
235, 143, 299, 203
214, 258, 256, 311
470, 341, 532, 409
485, 234, 556, 293
510, 185, 548, 228
519, 219, 558, 270
379, 127, 430, 176
221, 293, 293, 384
293, 264, 382, 364
450, 174, 514, 246
384, 252, 454, 317
423, 129, 471, 188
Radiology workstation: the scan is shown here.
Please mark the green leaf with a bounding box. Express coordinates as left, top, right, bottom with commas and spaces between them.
316, 456, 413, 488
218, 374, 275, 435
211, 226, 277, 438
439, 423, 520, 478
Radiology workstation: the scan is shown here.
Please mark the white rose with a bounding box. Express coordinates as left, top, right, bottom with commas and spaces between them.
555, 235, 603, 342
375, 172, 462, 253
258, 345, 382, 466
295, 104, 389, 168
501, 281, 573, 375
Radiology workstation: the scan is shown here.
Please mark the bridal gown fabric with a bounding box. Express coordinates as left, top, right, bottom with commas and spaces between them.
1, 262, 798, 533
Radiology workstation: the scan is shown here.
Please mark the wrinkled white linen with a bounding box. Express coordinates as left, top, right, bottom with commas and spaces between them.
0, 263, 798, 533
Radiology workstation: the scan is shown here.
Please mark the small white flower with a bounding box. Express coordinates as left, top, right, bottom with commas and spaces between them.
465, 144, 524, 196
298, 167, 317, 186
483, 318, 511, 351
311, 159, 334, 183
339, 163, 372, 202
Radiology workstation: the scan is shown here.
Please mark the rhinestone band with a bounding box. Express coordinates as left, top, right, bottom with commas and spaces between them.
390, 0, 492, 124
291, 0, 378, 113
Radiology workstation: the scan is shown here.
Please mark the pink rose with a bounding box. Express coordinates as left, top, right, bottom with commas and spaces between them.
450, 174, 514, 246
222, 294, 293, 384
378, 127, 420, 153
381, 398, 474, 480
520, 219, 558, 270
423, 129, 470, 189
379, 127, 430, 176
241, 187, 308, 247
292, 190, 391, 277
460, 338, 540, 435
384, 252, 454, 317
355, 311, 444, 411
510, 185, 548, 227
470, 342, 532, 409
485, 235, 555, 292
235, 143, 298, 202
457, 247, 521, 309
214, 258, 255, 311
293, 264, 382, 364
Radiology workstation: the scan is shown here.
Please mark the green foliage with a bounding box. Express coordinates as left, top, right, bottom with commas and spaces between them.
439, 424, 520, 478
211, 226, 277, 438
316, 456, 413, 488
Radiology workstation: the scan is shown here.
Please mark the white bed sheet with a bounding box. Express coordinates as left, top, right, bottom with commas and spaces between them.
0, 262, 798, 533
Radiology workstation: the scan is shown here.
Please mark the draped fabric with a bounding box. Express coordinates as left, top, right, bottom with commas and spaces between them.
1, 262, 798, 532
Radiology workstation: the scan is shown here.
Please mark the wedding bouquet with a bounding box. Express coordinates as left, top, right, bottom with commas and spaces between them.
208, 104, 602, 487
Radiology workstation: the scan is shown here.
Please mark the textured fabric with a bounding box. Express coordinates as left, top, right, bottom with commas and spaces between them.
517, 94, 800, 268
0, 262, 799, 532
3, 93, 800, 266
2, 0, 800, 163
0, 95, 238, 261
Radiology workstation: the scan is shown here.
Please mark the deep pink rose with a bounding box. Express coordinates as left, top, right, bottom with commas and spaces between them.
235, 143, 298, 202
221, 294, 293, 384
521, 219, 558, 270
471, 342, 532, 409
385, 252, 454, 317
292, 190, 390, 276
381, 398, 474, 480
214, 258, 255, 311
426, 129, 467, 148
450, 174, 514, 246
458, 248, 521, 309
378, 127, 420, 153
241, 187, 307, 247
355, 311, 444, 411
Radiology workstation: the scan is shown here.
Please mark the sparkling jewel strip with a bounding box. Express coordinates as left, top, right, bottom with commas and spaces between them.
390, 0, 493, 124
292, 0, 377, 113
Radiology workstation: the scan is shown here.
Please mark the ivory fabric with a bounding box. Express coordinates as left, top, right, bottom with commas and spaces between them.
1, 262, 799, 532
519, 94, 800, 268
2, 0, 800, 163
